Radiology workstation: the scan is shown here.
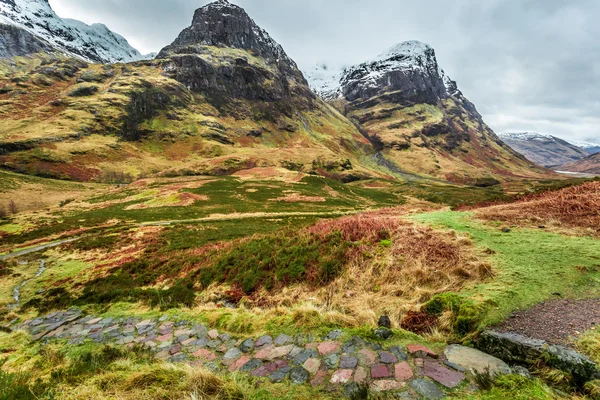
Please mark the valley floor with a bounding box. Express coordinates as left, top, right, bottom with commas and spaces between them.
1, 174, 600, 399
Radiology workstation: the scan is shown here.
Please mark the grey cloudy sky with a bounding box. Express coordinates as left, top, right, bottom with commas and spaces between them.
49, 0, 600, 143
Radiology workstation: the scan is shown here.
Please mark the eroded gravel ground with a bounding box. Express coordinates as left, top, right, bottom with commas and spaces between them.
496, 299, 600, 345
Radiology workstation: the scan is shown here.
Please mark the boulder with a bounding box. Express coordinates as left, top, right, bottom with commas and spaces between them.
444, 345, 511, 376
478, 330, 598, 385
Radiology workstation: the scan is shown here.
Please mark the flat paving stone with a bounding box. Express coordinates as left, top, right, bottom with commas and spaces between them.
274, 334, 293, 346
323, 353, 340, 369
330, 369, 354, 384
310, 370, 329, 386
240, 359, 263, 373
358, 349, 378, 366
303, 358, 321, 375
340, 355, 358, 369
290, 366, 310, 384
240, 338, 255, 353
444, 345, 510, 375
354, 366, 368, 384
255, 345, 275, 360
229, 355, 252, 372
423, 360, 465, 389
193, 349, 216, 362
371, 363, 393, 379
379, 351, 398, 364
255, 335, 273, 348
410, 379, 445, 399
395, 362, 414, 381
294, 349, 318, 365
269, 366, 291, 382
318, 341, 341, 356
251, 362, 280, 377
371, 380, 406, 392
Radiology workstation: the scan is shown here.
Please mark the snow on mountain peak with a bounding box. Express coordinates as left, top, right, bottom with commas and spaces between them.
498, 132, 557, 142
304, 63, 344, 100
0, 0, 148, 63
374, 40, 433, 62
304, 40, 460, 101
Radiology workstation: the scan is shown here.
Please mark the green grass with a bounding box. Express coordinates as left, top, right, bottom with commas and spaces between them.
458, 374, 556, 399
411, 211, 600, 326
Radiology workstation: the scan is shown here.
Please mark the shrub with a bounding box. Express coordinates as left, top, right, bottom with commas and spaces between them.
8, 200, 17, 215
423, 292, 484, 336
0, 369, 50, 400
0, 205, 7, 219
196, 230, 354, 294
68, 84, 99, 97
473, 367, 494, 391
59, 198, 75, 207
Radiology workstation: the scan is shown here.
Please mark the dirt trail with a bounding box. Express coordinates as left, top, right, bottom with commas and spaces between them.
496, 299, 600, 345
0, 237, 81, 261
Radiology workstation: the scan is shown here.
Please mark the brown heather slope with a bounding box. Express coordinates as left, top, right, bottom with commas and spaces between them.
475, 181, 600, 236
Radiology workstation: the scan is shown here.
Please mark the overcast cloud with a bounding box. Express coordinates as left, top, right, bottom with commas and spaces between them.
49, 0, 600, 143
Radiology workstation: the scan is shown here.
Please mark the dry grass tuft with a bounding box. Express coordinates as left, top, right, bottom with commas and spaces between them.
476, 181, 600, 235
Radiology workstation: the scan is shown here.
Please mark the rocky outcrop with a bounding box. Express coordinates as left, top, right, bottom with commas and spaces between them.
0, 23, 53, 58
157, 0, 312, 110
477, 330, 599, 386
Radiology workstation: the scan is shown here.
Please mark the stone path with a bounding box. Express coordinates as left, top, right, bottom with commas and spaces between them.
13, 309, 480, 398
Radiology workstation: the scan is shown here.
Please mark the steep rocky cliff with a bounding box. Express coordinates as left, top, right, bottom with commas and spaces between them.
0, 23, 53, 58
157, 0, 312, 112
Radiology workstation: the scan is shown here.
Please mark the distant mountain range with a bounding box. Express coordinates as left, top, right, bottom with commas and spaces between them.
0, 0, 549, 184
498, 132, 600, 173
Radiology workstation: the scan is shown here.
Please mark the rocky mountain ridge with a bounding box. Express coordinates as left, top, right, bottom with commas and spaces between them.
304, 40, 547, 183
0, 0, 149, 63
499, 132, 591, 168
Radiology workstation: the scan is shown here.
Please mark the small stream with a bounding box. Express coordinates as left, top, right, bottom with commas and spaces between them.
8, 259, 46, 309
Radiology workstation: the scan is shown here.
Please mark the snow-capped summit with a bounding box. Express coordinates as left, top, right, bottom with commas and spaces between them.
498, 132, 556, 142
0, 0, 148, 63
305, 40, 461, 104
565, 139, 600, 155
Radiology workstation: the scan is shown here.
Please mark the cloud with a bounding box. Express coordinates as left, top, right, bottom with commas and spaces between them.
48, 0, 600, 143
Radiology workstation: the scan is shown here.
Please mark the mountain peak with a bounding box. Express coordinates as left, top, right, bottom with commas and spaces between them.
158, 0, 292, 67
375, 40, 434, 62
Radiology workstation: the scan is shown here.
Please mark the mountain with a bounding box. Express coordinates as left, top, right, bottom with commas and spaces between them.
0, 0, 147, 63
566, 140, 600, 155
559, 152, 600, 175
306, 41, 548, 184
0, 0, 379, 182
498, 132, 590, 168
